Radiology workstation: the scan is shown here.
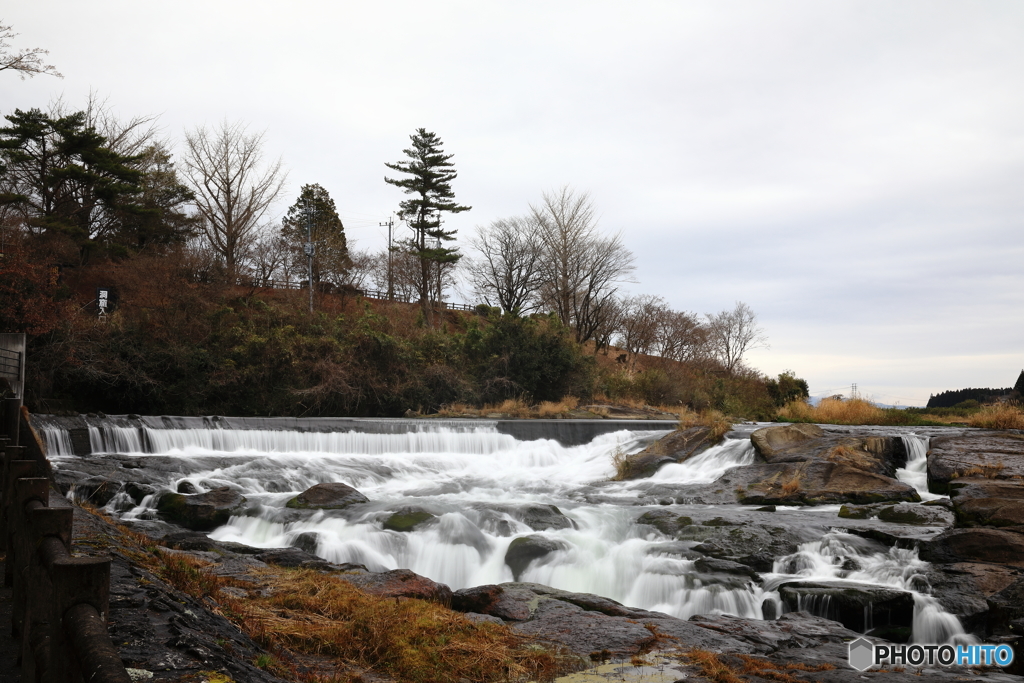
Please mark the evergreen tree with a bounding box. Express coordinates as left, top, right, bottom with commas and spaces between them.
1014, 369, 1024, 396
280, 183, 350, 288
384, 129, 470, 325
0, 108, 192, 260
0, 108, 143, 254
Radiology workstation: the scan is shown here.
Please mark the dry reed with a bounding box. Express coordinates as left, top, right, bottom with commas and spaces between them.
967, 403, 1024, 430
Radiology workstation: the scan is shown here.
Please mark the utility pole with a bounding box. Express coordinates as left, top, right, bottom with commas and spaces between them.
380, 214, 395, 300
304, 199, 314, 313
851, 383, 858, 400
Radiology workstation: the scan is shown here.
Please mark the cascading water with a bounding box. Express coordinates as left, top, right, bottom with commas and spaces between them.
767, 530, 974, 644
896, 434, 944, 502
40, 420, 969, 640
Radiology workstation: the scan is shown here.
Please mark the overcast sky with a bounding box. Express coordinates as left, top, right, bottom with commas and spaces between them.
4, 1, 1023, 406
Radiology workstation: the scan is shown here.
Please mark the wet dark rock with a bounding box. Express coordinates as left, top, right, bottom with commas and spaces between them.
475, 503, 577, 531
616, 426, 720, 479
691, 556, 761, 583
382, 507, 436, 532
338, 568, 453, 605
504, 534, 567, 580
126, 482, 157, 504
877, 502, 955, 526
290, 531, 320, 554
777, 580, 914, 637
837, 504, 880, 519
156, 487, 246, 531
71, 501, 291, 682
692, 524, 817, 572
689, 611, 862, 653
927, 431, 1024, 494
636, 509, 693, 535
74, 475, 123, 506
919, 527, 1024, 568
465, 583, 748, 657
255, 547, 336, 570
924, 562, 1020, 637
949, 478, 1024, 528
161, 532, 220, 552
285, 482, 369, 509
176, 480, 198, 494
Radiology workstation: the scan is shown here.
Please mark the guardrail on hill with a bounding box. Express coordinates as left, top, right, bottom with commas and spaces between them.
1, 393, 131, 680
230, 277, 481, 312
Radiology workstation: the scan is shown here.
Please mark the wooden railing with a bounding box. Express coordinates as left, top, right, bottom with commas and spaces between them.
229, 277, 482, 313
1, 404, 131, 682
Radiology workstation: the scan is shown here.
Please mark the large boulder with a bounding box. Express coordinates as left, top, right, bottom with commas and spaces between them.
156, 487, 246, 531
615, 426, 721, 479
454, 583, 747, 657
725, 461, 920, 506
877, 502, 955, 526
750, 423, 824, 458
948, 478, 1024, 528
924, 562, 1021, 637
285, 482, 368, 510
504, 535, 567, 580
751, 424, 908, 477
927, 431, 1024, 494
477, 503, 577, 531
919, 528, 1024, 568
777, 580, 914, 639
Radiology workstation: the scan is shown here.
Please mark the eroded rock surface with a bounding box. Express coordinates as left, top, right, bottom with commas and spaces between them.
285, 482, 369, 509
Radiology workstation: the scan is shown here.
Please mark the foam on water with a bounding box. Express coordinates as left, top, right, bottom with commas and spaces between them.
44, 421, 969, 637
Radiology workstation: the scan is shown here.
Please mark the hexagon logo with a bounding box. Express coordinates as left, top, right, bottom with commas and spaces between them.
848, 638, 874, 671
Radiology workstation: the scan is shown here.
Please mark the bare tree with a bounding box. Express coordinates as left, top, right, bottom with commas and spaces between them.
0, 23, 62, 79
244, 227, 291, 287
655, 309, 708, 363
532, 187, 635, 344
181, 121, 286, 278
617, 294, 667, 369
705, 301, 769, 374
466, 215, 543, 313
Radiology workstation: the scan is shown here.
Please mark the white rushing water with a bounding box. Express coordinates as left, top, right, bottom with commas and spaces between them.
41, 422, 967, 639
896, 434, 945, 502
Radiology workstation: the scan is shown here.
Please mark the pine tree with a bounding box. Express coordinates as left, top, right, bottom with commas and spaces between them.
1014, 370, 1024, 396
384, 129, 470, 325
280, 184, 350, 288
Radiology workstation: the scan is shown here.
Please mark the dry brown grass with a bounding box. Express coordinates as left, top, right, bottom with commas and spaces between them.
610, 447, 632, 481
109, 520, 572, 683
224, 569, 568, 683
681, 649, 834, 683
779, 473, 803, 496
967, 404, 1024, 430
953, 461, 1006, 479
778, 398, 886, 425
679, 409, 732, 442
536, 396, 579, 417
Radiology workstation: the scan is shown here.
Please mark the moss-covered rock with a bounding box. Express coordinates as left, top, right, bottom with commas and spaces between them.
383, 508, 436, 532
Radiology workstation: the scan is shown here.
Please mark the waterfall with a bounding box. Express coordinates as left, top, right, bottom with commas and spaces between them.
40, 419, 969, 640
767, 530, 972, 644
896, 434, 944, 501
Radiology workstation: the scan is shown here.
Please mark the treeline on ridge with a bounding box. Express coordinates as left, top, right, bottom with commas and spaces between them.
0, 98, 805, 419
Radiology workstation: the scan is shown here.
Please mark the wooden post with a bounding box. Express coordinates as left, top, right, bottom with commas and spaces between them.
21, 506, 73, 682
49, 556, 113, 682
3, 459, 33, 587
4, 397, 21, 446
11, 476, 48, 637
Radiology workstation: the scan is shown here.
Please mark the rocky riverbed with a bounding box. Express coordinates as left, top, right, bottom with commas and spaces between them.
33, 415, 1024, 681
